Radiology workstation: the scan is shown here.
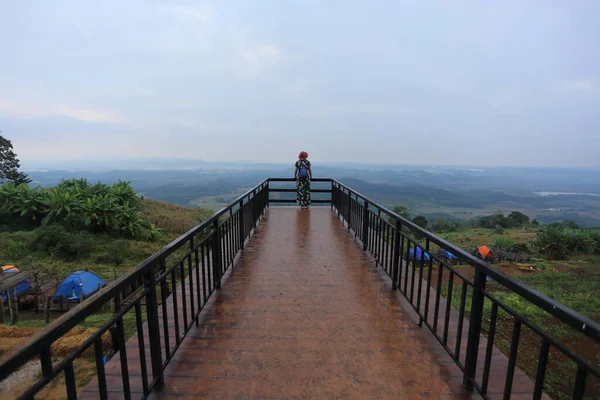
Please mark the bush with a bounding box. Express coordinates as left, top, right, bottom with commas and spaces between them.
564, 229, 597, 254
430, 218, 461, 233
95, 241, 128, 265
493, 236, 517, 251
492, 236, 530, 254
412, 216, 428, 229
0, 180, 151, 239
479, 213, 518, 229
533, 227, 571, 260
31, 225, 95, 261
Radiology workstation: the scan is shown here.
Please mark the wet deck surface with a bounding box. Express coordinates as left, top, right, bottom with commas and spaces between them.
152, 207, 469, 399
82, 207, 493, 399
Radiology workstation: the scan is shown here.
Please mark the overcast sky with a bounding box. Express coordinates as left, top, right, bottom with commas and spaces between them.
1, 0, 599, 168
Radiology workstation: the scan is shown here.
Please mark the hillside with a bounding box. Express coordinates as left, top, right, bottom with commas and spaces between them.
0, 197, 213, 282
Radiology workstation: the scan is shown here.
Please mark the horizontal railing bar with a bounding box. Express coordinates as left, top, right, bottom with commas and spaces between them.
331, 179, 600, 341
268, 188, 332, 193
267, 178, 332, 182
268, 199, 331, 204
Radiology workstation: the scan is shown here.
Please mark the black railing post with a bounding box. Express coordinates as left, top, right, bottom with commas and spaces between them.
347, 190, 352, 229
143, 266, 164, 390
362, 201, 369, 251
266, 181, 270, 209
239, 199, 245, 250
391, 220, 401, 290
463, 266, 487, 390
212, 219, 222, 289
252, 189, 257, 229
330, 180, 334, 210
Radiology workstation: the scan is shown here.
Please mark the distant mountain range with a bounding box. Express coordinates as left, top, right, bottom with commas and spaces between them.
24, 163, 600, 227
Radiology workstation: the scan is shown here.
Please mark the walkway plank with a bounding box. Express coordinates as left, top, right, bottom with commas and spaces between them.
154, 207, 470, 399
83, 207, 480, 399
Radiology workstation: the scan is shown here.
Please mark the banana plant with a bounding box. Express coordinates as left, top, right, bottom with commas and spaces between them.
9, 185, 46, 221
41, 188, 80, 224
118, 202, 145, 237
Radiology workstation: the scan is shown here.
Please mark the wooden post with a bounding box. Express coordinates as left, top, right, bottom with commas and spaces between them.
0, 298, 5, 324
33, 270, 41, 313
8, 295, 18, 324
59, 296, 63, 312
44, 296, 52, 323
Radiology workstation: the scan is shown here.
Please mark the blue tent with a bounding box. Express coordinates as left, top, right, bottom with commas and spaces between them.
440, 249, 458, 260
54, 271, 106, 301
409, 247, 430, 262
1, 267, 32, 301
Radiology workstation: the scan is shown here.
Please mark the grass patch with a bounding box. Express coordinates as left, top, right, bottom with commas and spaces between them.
437, 261, 600, 399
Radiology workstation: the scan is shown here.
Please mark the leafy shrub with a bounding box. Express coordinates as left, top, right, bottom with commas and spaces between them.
564, 229, 597, 254
95, 241, 128, 265
31, 225, 95, 261
533, 227, 571, 260
492, 236, 530, 254
0, 180, 152, 239
412, 216, 428, 229
493, 225, 505, 235
430, 218, 461, 233
481, 214, 516, 229
493, 236, 517, 250
508, 211, 530, 225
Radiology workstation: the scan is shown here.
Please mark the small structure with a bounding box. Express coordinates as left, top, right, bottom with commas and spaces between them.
439, 249, 459, 264
473, 245, 493, 261
54, 271, 106, 302
408, 247, 430, 262
0, 265, 33, 302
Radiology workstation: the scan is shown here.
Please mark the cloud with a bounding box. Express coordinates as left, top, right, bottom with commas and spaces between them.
240, 44, 280, 75
168, 5, 210, 22
567, 78, 598, 92
0, 100, 123, 123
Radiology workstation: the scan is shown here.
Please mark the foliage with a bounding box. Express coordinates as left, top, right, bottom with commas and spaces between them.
94, 241, 128, 265
411, 215, 428, 229
0, 134, 31, 185
31, 225, 95, 261
549, 220, 580, 230
430, 218, 461, 233
479, 213, 518, 229
392, 205, 410, 219
0, 179, 151, 238
507, 211, 530, 225
492, 236, 517, 251
532, 226, 597, 260
138, 197, 213, 234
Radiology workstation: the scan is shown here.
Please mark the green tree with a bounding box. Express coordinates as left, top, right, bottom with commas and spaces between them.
0, 134, 31, 184
412, 215, 428, 229
392, 205, 410, 219
508, 211, 530, 225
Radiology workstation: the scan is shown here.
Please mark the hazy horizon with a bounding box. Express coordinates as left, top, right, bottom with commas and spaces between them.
20, 156, 600, 172
2, 1, 599, 167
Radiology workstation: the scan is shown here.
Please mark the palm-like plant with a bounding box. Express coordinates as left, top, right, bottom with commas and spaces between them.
41, 188, 80, 224
10, 185, 46, 220
118, 203, 145, 237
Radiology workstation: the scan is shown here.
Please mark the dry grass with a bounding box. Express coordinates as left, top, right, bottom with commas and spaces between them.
0, 325, 112, 358
139, 198, 213, 234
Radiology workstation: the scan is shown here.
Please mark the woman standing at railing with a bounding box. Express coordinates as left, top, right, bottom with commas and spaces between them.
295, 151, 312, 208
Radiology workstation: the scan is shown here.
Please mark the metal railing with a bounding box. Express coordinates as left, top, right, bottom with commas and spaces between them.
0, 180, 270, 399
331, 180, 600, 400
1, 178, 598, 399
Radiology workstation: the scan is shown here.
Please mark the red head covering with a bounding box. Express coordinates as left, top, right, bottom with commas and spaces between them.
298, 151, 308, 160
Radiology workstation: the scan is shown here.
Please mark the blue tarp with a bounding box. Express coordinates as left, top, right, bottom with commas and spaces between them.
440, 249, 458, 260
1, 268, 32, 301
54, 271, 106, 301
409, 247, 430, 262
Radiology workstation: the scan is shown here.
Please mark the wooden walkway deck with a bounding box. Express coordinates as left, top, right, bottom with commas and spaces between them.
81, 207, 543, 399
